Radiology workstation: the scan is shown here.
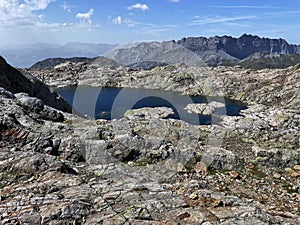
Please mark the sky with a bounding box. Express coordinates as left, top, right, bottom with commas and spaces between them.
1, 0, 300, 45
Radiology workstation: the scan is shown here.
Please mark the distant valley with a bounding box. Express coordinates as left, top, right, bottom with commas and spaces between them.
0, 42, 118, 68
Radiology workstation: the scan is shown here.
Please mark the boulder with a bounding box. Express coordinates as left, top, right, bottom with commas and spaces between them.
124, 107, 174, 120
184, 101, 225, 115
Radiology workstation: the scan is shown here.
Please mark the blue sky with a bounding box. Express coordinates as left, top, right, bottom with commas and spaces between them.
1, 0, 300, 45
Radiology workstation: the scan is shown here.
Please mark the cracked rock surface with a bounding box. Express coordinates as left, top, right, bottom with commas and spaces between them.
1, 59, 300, 224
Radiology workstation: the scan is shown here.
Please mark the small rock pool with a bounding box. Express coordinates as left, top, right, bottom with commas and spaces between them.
56, 86, 247, 125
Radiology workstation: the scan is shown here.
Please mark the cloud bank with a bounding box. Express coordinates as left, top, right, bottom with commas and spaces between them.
127, 3, 149, 11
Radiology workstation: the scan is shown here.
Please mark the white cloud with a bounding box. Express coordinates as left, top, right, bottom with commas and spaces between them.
76, 8, 94, 20
0, 0, 55, 26
127, 3, 149, 11
189, 15, 256, 26
21, 0, 54, 11
111, 16, 136, 27
0, 1, 102, 45
61, 2, 75, 13
137, 23, 178, 36
112, 16, 122, 25
168, 0, 180, 3
0, 20, 101, 45
141, 27, 174, 36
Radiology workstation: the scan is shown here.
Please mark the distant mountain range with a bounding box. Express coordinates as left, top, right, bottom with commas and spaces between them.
4, 34, 300, 69
0, 42, 118, 68
105, 34, 300, 68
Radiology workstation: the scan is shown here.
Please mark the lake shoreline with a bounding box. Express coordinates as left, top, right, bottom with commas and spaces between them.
56, 86, 247, 125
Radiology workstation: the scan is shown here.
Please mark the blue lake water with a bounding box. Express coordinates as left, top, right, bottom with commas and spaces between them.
56, 86, 247, 125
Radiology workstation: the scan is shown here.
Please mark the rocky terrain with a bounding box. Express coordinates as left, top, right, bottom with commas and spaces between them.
1, 55, 300, 224
105, 34, 300, 67
127, 61, 169, 70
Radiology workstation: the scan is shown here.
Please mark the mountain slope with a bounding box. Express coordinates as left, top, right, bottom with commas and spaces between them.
105, 41, 207, 67
0, 55, 72, 113
223, 52, 300, 69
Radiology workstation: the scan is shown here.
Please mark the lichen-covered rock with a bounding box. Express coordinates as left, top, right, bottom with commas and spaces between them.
15, 93, 45, 112
185, 101, 226, 115
14, 92, 64, 122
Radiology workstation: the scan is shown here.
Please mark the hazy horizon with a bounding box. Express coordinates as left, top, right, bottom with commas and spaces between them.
1, 33, 300, 49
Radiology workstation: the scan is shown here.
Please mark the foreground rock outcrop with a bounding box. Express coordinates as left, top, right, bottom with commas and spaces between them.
1, 57, 300, 224
1, 87, 300, 224
0, 56, 72, 113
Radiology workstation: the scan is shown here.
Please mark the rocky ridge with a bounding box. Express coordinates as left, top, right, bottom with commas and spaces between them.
30, 56, 120, 70
177, 34, 300, 60
105, 34, 300, 67
1, 56, 300, 224
30, 57, 95, 70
